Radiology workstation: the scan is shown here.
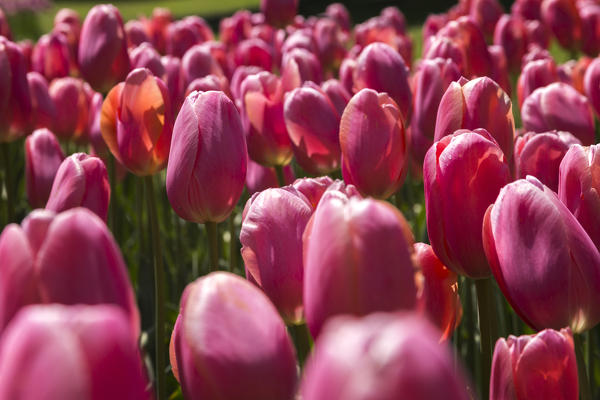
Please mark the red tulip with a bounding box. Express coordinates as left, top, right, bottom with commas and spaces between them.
483, 176, 600, 332
31, 31, 71, 81
517, 59, 559, 108
170, 272, 297, 400
541, 0, 581, 49
491, 328, 578, 400
25, 128, 65, 208
425, 129, 512, 279
49, 77, 93, 142
234, 38, 273, 71
512, 0, 543, 20
261, 0, 297, 27
219, 10, 252, 48
147, 7, 172, 54
167, 91, 247, 223
525, 20, 550, 48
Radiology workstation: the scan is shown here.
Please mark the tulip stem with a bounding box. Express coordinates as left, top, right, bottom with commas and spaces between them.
228, 212, 237, 272
144, 175, 166, 400
206, 221, 219, 271
475, 277, 498, 400
107, 155, 117, 233
1, 142, 14, 223
575, 333, 592, 400
275, 165, 285, 187
287, 323, 312, 367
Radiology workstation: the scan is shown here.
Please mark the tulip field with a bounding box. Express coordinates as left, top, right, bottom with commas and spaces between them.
2, 0, 600, 398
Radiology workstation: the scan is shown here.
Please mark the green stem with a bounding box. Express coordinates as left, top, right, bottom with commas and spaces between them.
275, 165, 285, 187
206, 221, 219, 272
108, 155, 117, 233
228, 212, 237, 272
588, 331, 595, 398
1, 142, 14, 223
144, 175, 166, 400
475, 277, 498, 400
287, 323, 312, 367
575, 333, 592, 400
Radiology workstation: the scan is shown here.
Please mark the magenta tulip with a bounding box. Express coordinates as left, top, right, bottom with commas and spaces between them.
488, 45, 512, 97
49, 77, 93, 142
26, 72, 57, 133
125, 20, 150, 48
230, 65, 263, 104
31, 31, 71, 81
161, 55, 185, 113
580, 4, 600, 56
167, 91, 247, 223
303, 191, 416, 338
185, 74, 230, 98
541, 0, 581, 49
494, 15, 527, 72
147, 8, 172, 54
517, 59, 559, 108
470, 0, 504, 39
170, 272, 297, 400
181, 44, 223, 87
583, 57, 600, 117
521, 82, 595, 145
321, 79, 351, 116
483, 176, 600, 332
525, 20, 550, 48
0, 304, 149, 400
512, 0, 543, 20
261, 0, 297, 27
234, 38, 273, 72
291, 176, 350, 209
25, 128, 65, 208
301, 313, 471, 400
490, 328, 578, 400
423, 36, 465, 75
425, 129, 512, 279
280, 48, 322, 92
129, 42, 165, 78
325, 3, 351, 32
339, 57, 356, 95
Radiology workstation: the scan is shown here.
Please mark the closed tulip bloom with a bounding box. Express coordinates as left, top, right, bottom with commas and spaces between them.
245, 159, 294, 194
101, 68, 173, 176
234, 38, 274, 71
494, 15, 527, 72
512, 0, 543, 20
339, 57, 356, 95
0, 8, 11, 39
0, 305, 150, 400
580, 4, 600, 56
231, 65, 263, 104
525, 20, 550, 48
54, 8, 81, 37
490, 328, 578, 400
0, 39, 32, 142
353, 42, 412, 123
261, 0, 297, 27
483, 176, 600, 332
78, 5, 130, 93
470, 0, 504, 39
181, 44, 223, 87
303, 192, 416, 338
325, 3, 351, 32
25, 128, 65, 208
185, 75, 230, 98
291, 176, 349, 209
488, 45, 512, 97
161, 55, 185, 113
558, 144, 600, 251
129, 42, 165, 78
125, 20, 150, 48
301, 313, 471, 400
170, 272, 297, 400
321, 79, 351, 116
241, 71, 292, 166
31, 31, 71, 81
147, 7, 172, 54
314, 18, 347, 72
514, 131, 580, 192
517, 59, 559, 108
280, 48, 322, 93
541, 0, 581, 49
558, 57, 592, 94
425, 129, 512, 279
583, 57, 600, 117
340, 89, 408, 199
435, 77, 515, 161
49, 77, 93, 141
46, 153, 110, 221
167, 91, 247, 223
27, 72, 57, 133
522, 82, 595, 145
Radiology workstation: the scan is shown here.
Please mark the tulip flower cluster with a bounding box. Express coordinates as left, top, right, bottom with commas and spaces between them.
3, 0, 600, 399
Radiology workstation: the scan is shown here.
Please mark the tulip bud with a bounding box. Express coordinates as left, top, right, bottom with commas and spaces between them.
54, 8, 81, 37
31, 31, 71, 81
101, 68, 173, 176
78, 5, 130, 93
261, 0, 297, 27
231, 65, 263, 104
88, 92, 109, 158
185, 75, 230, 98
49, 77, 93, 142
219, 10, 251, 48
423, 36, 465, 75
541, 0, 581, 50
488, 45, 512, 97
325, 3, 351, 32
558, 144, 600, 251
522, 82, 595, 145
512, 0, 543, 20
340, 89, 408, 199
314, 18, 347, 72
147, 7, 172, 54
301, 313, 472, 400
280, 48, 322, 93
303, 192, 416, 338
167, 91, 247, 223
234, 38, 274, 71
514, 130, 580, 192
339, 57, 356, 95
170, 272, 297, 400
580, 4, 600, 56
425, 129, 512, 279
583, 57, 600, 117
0, 39, 32, 142
0, 305, 149, 400
129, 42, 165, 78
26, 72, 57, 133
483, 176, 600, 332
291, 176, 351, 208
517, 59, 559, 108
470, 0, 504, 39
490, 328, 578, 400
525, 20, 550, 48
353, 42, 412, 123
494, 15, 527, 72
125, 20, 150, 48
25, 128, 65, 208
435, 77, 515, 161
181, 44, 223, 87
161, 55, 184, 113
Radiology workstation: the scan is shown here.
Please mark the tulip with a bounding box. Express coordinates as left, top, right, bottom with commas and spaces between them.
147, 7, 172, 54
234, 38, 273, 71
54, 8, 81, 36
185, 74, 230, 97
280, 48, 322, 92
245, 159, 294, 194
45, 153, 110, 221
167, 90, 247, 224
231, 65, 263, 104
314, 18, 347, 71
88, 92, 109, 158
558, 144, 600, 251
425, 129, 512, 279
125, 20, 150, 48
541, 0, 581, 49
181, 44, 223, 87
25, 128, 65, 208
165, 19, 202, 58
301, 313, 472, 400
0, 304, 149, 400
129, 42, 165, 78
31, 31, 71, 81
435, 77, 515, 161
321, 79, 351, 116
339, 57, 356, 95
261, 0, 297, 27
325, 3, 351, 32
423, 36, 465, 75
283, 83, 340, 174
17, 39, 33, 71
197, 41, 231, 79
49, 77, 93, 142
583, 57, 600, 117
517, 59, 559, 107
488, 45, 512, 96
423, 14, 448, 43
219, 10, 251, 48
483, 176, 600, 332
522, 45, 553, 67
0, 8, 11, 40
470, 0, 504, 39
512, 0, 543, 20
521, 82, 595, 145
170, 272, 297, 400
303, 192, 416, 338
26, 72, 57, 133
490, 328, 578, 400
101, 67, 173, 176
241, 71, 292, 167
78, 5, 130, 93
353, 42, 412, 123
493, 15, 527, 72
525, 20, 550, 48
409, 58, 461, 171
340, 89, 408, 199
514, 131, 580, 192
161, 55, 185, 113
240, 186, 312, 323
291, 176, 351, 209
580, 4, 600, 56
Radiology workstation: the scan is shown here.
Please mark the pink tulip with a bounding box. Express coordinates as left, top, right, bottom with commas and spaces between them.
125, 20, 150, 48
541, 0, 581, 49
245, 159, 294, 194
580, 4, 600, 56
514, 130, 580, 192
197, 41, 232, 79
301, 313, 471, 400
494, 15, 527, 72
303, 191, 416, 338
181, 44, 223, 87
31, 31, 71, 81
291, 176, 351, 209
185, 74, 230, 98
525, 20, 550, 48
0, 8, 11, 40
470, 0, 504, 39
26, 72, 57, 133
280, 48, 322, 92
435, 77, 515, 161
353, 42, 412, 123
54, 8, 81, 36
583, 57, 600, 117
490, 328, 578, 400
161, 55, 184, 113
488, 45, 512, 96
167, 91, 247, 223
49, 77, 93, 142
25, 128, 65, 208
517, 59, 559, 107
512, 0, 543, 20
340, 89, 408, 199
321, 79, 351, 116
261, 0, 297, 27
423, 36, 465, 75
558, 144, 600, 251
101, 68, 173, 176
219, 10, 252, 48
483, 176, 600, 332
147, 7, 172, 54
313, 18, 347, 71
170, 272, 297, 400
234, 38, 273, 71
166, 16, 213, 58
339, 57, 356, 94
521, 82, 595, 145
425, 129, 512, 279
78, 5, 130, 93
88, 92, 109, 158
325, 3, 351, 32
129, 42, 165, 78
558, 57, 592, 94
231, 65, 263, 104
0, 305, 149, 400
